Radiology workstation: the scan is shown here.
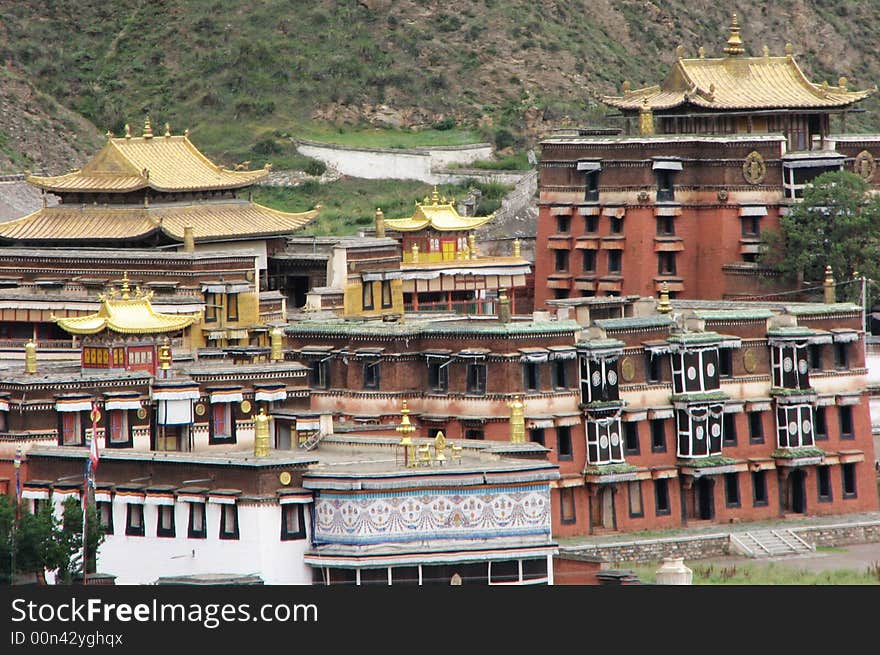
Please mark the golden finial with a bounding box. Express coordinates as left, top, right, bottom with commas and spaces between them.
785, 43, 793, 56
639, 98, 654, 136
708, 83, 715, 100
441, 195, 447, 204
25, 339, 36, 375
270, 326, 284, 362
396, 400, 417, 468
124, 123, 131, 139
459, 243, 469, 260
622, 80, 631, 93
120, 272, 131, 300
411, 243, 419, 263
723, 12, 745, 56
762, 45, 769, 58
158, 338, 172, 372
656, 281, 673, 314
431, 187, 440, 204
839, 76, 848, 90
105, 129, 113, 139
423, 195, 429, 204
468, 233, 478, 259
164, 122, 171, 138
143, 116, 153, 138
675, 45, 684, 59
824, 265, 836, 304
184, 128, 190, 138
698, 46, 705, 59
374, 207, 386, 238
513, 238, 521, 258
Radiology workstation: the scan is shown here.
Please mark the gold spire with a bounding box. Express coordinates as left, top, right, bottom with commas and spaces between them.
698, 46, 705, 59
24, 339, 36, 374
639, 98, 654, 136
396, 400, 417, 468
723, 12, 745, 56
431, 187, 440, 204
375, 207, 386, 238
164, 122, 171, 138
434, 430, 447, 464
124, 123, 131, 139
513, 238, 521, 258
143, 116, 153, 139
823, 265, 836, 304
656, 281, 673, 314
270, 326, 284, 362
120, 272, 131, 300
105, 129, 114, 139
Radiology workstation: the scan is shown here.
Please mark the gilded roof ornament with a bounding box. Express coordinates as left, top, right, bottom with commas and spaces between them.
105, 129, 113, 139
184, 128, 190, 138
723, 12, 745, 56
785, 43, 793, 56
164, 122, 171, 138
124, 123, 131, 139
143, 116, 153, 139
839, 77, 848, 90
675, 45, 684, 59
622, 80, 631, 93
431, 187, 440, 204
698, 46, 705, 59
762, 45, 770, 58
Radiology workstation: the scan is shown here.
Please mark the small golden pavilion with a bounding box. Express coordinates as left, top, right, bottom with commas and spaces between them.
53, 273, 198, 374
375, 189, 531, 313
0, 117, 317, 247
602, 13, 874, 150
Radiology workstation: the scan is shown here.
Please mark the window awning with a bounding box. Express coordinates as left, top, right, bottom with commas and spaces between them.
652, 160, 683, 171
204, 329, 228, 340
56, 398, 93, 413
556, 415, 581, 427
117, 490, 145, 505
782, 158, 844, 169
576, 160, 602, 172
144, 492, 175, 506
740, 205, 768, 217
210, 389, 244, 404
296, 418, 320, 431
831, 329, 860, 343
548, 346, 577, 360
602, 206, 625, 218
151, 385, 200, 401
227, 329, 248, 340
157, 399, 194, 425
208, 491, 241, 505
0, 399, 9, 412
255, 387, 287, 402
519, 347, 549, 363
354, 348, 385, 359
457, 348, 491, 360
648, 407, 674, 420
201, 282, 251, 294
362, 271, 404, 282
22, 487, 50, 500
105, 399, 142, 411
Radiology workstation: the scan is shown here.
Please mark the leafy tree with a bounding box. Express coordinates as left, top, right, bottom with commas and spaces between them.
760, 170, 880, 303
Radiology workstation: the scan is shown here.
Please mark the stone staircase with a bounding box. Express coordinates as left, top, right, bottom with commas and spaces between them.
730, 529, 815, 558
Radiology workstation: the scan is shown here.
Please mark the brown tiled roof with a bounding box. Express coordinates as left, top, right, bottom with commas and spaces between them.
27, 135, 268, 193
603, 55, 872, 112
0, 201, 317, 243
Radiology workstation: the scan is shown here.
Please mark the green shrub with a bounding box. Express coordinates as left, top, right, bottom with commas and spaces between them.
252, 138, 282, 155
494, 128, 516, 150
432, 117, 456, 131
303, 159, 326, 176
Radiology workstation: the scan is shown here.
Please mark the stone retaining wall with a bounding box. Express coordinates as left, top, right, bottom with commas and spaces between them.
791, 520, 880, 547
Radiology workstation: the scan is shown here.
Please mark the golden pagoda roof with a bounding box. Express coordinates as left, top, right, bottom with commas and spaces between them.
54, 275, 198, 335
0, 201, 317, 243
383, 188, 494, 232
28, 120, 269, 193
603, 15, 873, 112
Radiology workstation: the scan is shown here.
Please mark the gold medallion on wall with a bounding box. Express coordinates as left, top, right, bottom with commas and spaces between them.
743, 348, 758, 373
279, 471, 292, 486
240, 400, 252, 414
137, 407, 147, 420
620, 356, 636, 382
742, 151, 766, 185
854, 150, 876, 182
194, 403, 206, 416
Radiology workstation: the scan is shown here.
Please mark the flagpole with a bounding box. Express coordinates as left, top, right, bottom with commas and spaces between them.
12, 447, 21, 584
82, 404, 100, 584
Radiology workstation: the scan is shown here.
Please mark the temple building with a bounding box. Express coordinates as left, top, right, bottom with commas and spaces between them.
535, 14, 879, 305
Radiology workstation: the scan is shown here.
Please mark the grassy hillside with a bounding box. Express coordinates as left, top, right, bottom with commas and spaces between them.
1, 1, 879, 171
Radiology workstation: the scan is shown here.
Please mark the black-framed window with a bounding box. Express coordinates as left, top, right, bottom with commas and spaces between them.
809, 345, 823, 371
97, 501, 113, 534
646, 353, 664, 383
719, 349, 733, 378
656, 169, 676, 202
219, 503, 240, 540
106, 409, 134, 448
752, 470, 768, 506
654, 478, 671, 516
556, 215, 570, 233
585, 215, 598, 233
582, 250, 596, 273
842, 463, 857, 498
657, 252, 676, 275
58, 410, 88, 446
157, 505, 176, 538
226, 293, 239, 321
428, 362, 448, 392
362, 281, 374, 310
741, 216, 760, 237
814, 406, 828, 440
281, 504, 307, 541
125, 504, 145, 537
309, 360, 330, 390
204, 292, 219, 322
722, 412, 737, 446
363, 362, 380, 390
553, 289, 569, 300
748, 411, 764, 444
628, 481, 644, 518
608, 250, 622, 273
557, 426, 573, 460
834, 343, 848, 370
209, 402, 237, 445
381, 280, 393, 308
656, 216, 675, 236
466, 363, 487, 394
817, 466, 832, 502
551, 360, 567, 389
188, 502, 207, 539
839, 406, 854, 440
560, 487, 576, 524
585, 171, 600, 202
529, 428, 545, 446
650, 419, 666, 452
724, 473, 740, 508
623, 422, 640, 455
465, 428, 484, 440
609, 217, 623, 234
523, 362, 540, 391
554, 249, 569, 272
